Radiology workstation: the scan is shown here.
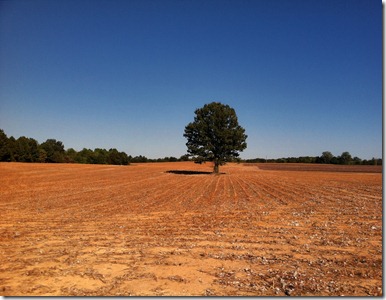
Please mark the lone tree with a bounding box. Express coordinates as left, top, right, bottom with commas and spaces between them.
184, 102, 247, 173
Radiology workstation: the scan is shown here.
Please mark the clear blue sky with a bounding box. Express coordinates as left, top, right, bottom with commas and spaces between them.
0, 0, 382, 159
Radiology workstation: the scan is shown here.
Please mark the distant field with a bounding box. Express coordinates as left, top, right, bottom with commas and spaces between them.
0, 162, 382, 296
245, 163, 382, 173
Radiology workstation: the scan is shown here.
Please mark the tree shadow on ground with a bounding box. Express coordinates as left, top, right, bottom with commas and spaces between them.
165, 170, 225, 175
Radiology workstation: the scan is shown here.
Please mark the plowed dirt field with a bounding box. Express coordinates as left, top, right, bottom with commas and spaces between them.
0, 162, 382, 296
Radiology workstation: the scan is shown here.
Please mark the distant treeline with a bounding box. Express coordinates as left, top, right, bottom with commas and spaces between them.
0, 129, 381, 166
243, 151, 382, 166
0, 129, 130, 165
0, 129, 190, 165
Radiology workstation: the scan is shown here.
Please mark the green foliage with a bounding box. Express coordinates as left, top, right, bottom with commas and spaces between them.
179, 154, 191, 161
38, 148, 47, 163
0, 129, 11, 161
40, 139, 65, 163
184, 102, 247, 173
107, 148, 130, 165
0, 129, 130, 165
7, 137, 17, 161
75, 148, 94, 164
338, 151, 352, 165
14, 137, 40, 162
320, 151, 334, 164
245, 151, 382, 166
71, 148, 129, 165
64, 148, 77, 163
130, 155, 148, 163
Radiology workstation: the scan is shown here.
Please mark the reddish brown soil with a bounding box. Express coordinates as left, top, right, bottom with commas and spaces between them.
0, 162, 382, 296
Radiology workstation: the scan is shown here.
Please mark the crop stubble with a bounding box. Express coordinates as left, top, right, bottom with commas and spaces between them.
0, 162, 382, 296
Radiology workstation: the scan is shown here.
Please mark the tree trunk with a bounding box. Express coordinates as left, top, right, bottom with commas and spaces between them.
213, 161, 219, 174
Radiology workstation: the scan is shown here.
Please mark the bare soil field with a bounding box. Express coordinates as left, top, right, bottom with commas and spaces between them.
0, 162, 382, 296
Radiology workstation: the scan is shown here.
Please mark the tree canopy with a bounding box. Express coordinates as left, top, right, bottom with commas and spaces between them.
0, 129, 130, 165
245, 151, 382, 166
184, 102, 248, 173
